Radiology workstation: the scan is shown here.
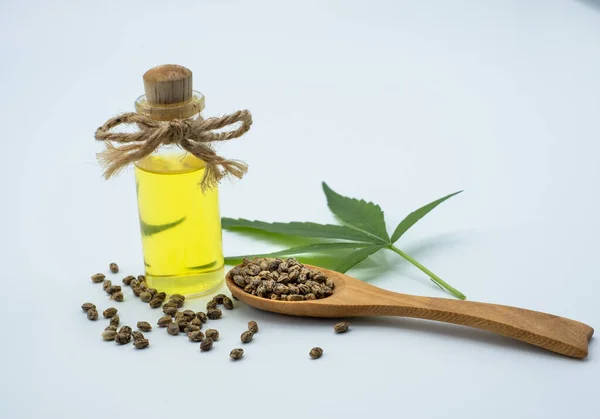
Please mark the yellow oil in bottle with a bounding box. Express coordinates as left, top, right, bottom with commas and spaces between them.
134, 152, 224, 296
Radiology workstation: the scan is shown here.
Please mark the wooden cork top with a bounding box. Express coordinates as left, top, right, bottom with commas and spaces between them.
143, 64, 193, 105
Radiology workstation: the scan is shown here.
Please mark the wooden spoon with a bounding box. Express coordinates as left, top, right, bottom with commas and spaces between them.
225, 265, 594, 359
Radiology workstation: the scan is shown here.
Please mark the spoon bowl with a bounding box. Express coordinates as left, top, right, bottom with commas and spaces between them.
226, 264, 594, 359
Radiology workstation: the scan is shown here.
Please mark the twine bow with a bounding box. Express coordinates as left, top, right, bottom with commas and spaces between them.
94, 110, 253, 190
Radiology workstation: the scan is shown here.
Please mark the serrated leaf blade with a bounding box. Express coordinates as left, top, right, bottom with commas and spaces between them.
224, 242, 372, 263
322, 182, 390, 243
333, 245, 384, 273
391, 191, 462, 243
222, 218, 383, 244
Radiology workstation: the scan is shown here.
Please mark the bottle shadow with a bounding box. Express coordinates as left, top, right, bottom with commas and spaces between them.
351, 316, 593, 361
576, 0, 600, 14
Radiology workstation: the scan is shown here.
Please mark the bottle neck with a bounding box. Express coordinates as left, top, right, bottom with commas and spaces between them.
133, 91, 206, 165
134, 90, 205, 121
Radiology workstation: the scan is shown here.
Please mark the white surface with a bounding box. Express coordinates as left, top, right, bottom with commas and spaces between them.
1, 0, 599, 418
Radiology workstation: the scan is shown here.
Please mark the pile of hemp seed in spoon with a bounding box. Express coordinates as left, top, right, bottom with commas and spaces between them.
230, 257, 335, 300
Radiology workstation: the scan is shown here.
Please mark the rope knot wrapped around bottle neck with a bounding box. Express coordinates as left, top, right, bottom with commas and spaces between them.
94, 109, 252, 191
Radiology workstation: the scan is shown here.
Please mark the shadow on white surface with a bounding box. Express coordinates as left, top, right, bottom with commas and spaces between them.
577, 0, 600, 13
354, 316, 595, 362
256, 307, 594, 361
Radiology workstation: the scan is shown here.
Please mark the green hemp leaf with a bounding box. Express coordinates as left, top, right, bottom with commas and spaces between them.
223, 183, 465, 299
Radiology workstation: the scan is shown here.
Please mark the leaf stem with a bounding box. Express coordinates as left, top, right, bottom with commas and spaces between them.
388, 245, 466, 300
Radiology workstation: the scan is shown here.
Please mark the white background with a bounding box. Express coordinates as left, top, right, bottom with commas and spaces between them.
1, 0, 599, 418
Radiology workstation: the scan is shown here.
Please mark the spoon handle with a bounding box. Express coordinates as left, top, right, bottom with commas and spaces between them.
372, 293, 594, 358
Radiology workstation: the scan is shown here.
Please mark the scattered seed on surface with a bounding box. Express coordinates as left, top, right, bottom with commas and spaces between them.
184, 324, 200, 334
154, 292, 166, 301
108, 285, 122, 295
196, 312, 208, 323
112, 292, 124, 302
134, 338, 149, 349
103, 280, 112, 292
157, 316, 172, 327
170, 297, 184, 308
148, 297, 163, 308
132, 331, 144, 341
115, 332, 131, 345
132, 287, 142, 297
190, 317, 202, 328
200, 338, 213, 351
206, 300, 218, 310
137, 275, 146, 282
230, 348, 244, 360
169, 294, 185, 302
81, 303, 96, 312
147, 288, 157, 297
91, 273, 106, 283
163, 300, 177, 309
137, 321, 152, 332
207, 308, 222, 320
177, 320, 190, 332
139, 292, 152, 303
214, 294, 226, 304
241, 330, 254, 343
183, 310, 196, 319
222, 296, 234, 310
167, 323, 180, 336
188, 330, 205, 342
102, 307, 117, 318
105, 325, 117, 332
119, 326, 132, 336
122, 275, 135, 285
102, 329, 117, 341
87, 309, 98, 320
334, 321, 350, 334
205, 329, 219, 341
109, 263, 119, 273
183, 323, 199, 333
163, 306, 177, 316
309, 347, 323, 359
110, 315, 120, 327
248, 321, 259, 333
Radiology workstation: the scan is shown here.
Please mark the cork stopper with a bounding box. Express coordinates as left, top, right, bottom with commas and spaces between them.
143, 64, 193, 105
137, 64, 205, 121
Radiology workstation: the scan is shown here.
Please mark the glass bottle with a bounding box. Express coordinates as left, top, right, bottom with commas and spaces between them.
133, 65, 223, 296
